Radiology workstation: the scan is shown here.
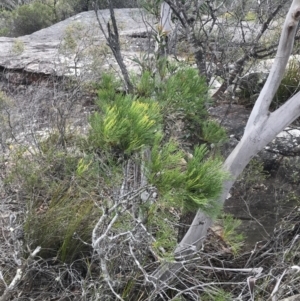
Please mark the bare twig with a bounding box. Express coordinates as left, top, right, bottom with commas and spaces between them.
0, 246, 41, 301
94, 1, 133, 93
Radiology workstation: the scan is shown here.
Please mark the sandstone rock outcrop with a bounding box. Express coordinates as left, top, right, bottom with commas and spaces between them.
0, 9, 154, 76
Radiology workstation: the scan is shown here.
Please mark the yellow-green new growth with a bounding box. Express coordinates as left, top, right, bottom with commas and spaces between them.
90, 95, 161, 154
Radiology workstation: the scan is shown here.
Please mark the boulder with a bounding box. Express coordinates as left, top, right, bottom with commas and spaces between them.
237, 71, 268, 97
0, 9, 155, 76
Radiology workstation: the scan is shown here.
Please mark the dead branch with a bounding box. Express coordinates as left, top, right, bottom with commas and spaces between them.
94, 1, 133, 93
0, 246, 41, 301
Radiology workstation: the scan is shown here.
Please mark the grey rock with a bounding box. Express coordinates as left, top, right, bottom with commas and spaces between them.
0, 9, 155, 76
237, 72, 268, 97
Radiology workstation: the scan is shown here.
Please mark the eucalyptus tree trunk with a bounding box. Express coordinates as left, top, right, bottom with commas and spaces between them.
153, 0, 300, 285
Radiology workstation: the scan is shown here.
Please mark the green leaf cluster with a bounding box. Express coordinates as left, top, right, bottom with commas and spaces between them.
274, 58, 300, 109
12, 2, 55, 36
219, 213, 244, 255
89, 95, 161, 154
201, 119, 227, 144
134, 70, 156, 98
182, 146, 227, 216
133, 66, 226, 143
147, 134, 185, 193
133, 65, 209, 119
97, 73, 122, 102
157, 68, 209, 121
147, 137, 228, 217
138, 0, 161, 18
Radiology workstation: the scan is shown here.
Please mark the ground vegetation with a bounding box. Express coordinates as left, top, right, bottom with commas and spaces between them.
0, 0, 300, 300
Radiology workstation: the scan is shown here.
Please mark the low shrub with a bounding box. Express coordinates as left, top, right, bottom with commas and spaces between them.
147, 137, 228, 217
89, 74, 162, 155
273, 58, 300, 109
157, 67, 209, 123
12, 2, 55, 36
218, 213, 244, 255
0, 9, 14, 36
6, 142, 103, 262
54, 0, 138, 18
244, 11, 256, 21
89, 95, 161, 155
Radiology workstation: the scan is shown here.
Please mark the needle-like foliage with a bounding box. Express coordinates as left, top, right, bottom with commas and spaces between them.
182, 145, 228, 217
147, 136, 228, 217
89, 95, 161, 155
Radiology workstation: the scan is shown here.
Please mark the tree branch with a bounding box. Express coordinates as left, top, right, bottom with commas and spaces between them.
94, 1, 133, 93
246, 2, 300, 130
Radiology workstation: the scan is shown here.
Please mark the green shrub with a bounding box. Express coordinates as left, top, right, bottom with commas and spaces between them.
137, 0, 161, 18
181, 145, 227, 216
201, 119, 227, 144
90, 96, 161, 154
157, 67, 225, 143
10, 39, 24, 55
97, 73, 122, 102
0, 9, 14, 36
25, 187, 97, 262
96, 0, 138, 9
274, 58, 300, 109
89, 74, 162, 155
147, 134, 186, 195
218, 213, 244, 255
244, 11, 256, 21
134, 70, 156, 98
147, 138, 228, 217
6, 143, 103, 262
60, 22, 85, 54
54, 0, 138, 17
158, 68, 209, 122
146, 201, 178, 259
133, 67, 226, 144
12, 2, 55, 36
